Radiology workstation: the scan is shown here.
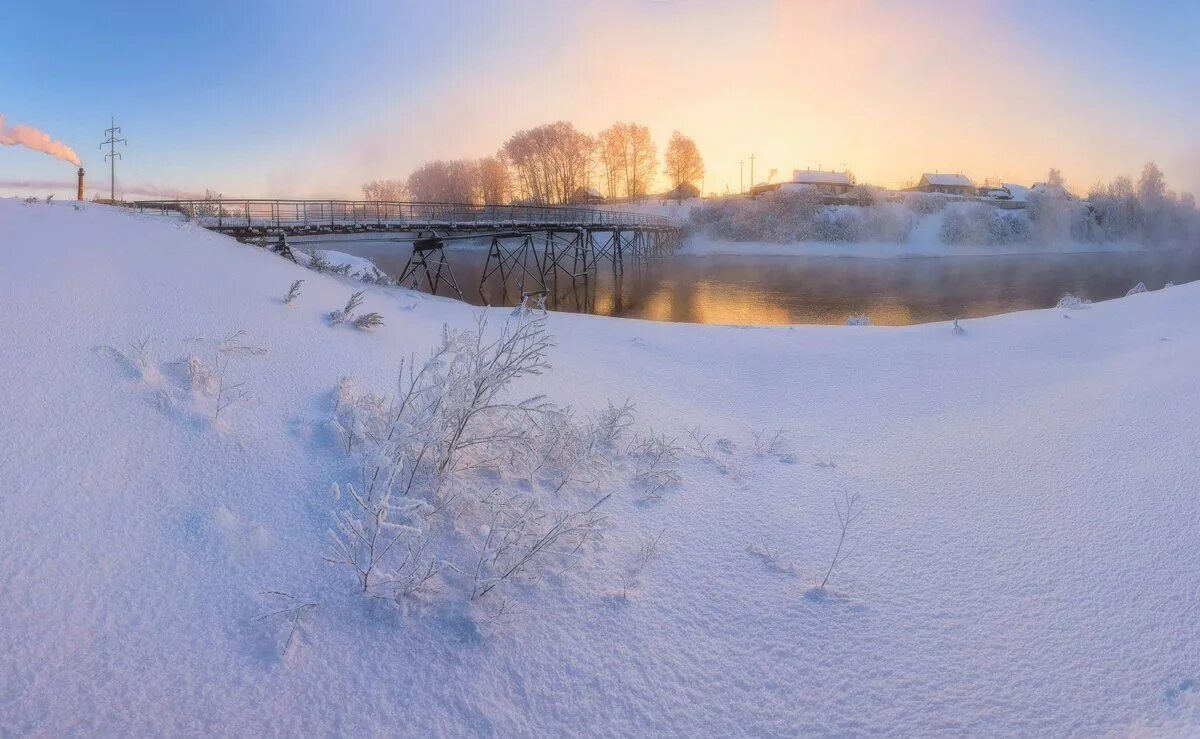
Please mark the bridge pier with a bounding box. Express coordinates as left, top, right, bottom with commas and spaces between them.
479, 233, 546, 302
396, 234, 464, 299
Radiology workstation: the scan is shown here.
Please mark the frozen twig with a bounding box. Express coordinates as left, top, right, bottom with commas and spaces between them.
820, 491, 864, 589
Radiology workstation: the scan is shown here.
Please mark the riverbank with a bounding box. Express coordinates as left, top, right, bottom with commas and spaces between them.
2, 198, 1198, 735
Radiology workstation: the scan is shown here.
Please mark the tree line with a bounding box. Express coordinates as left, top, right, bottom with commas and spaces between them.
362, 121, 705, 206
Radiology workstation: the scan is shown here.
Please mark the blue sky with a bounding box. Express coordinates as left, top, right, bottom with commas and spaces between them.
2, 0, 1198, 199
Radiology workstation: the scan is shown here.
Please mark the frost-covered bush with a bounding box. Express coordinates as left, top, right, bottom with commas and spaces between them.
940, 203, 1032, 245
903, 192, 949, 215
324, 314, 636, 617
1085, 163, 1200, 246
845, 314, 871, 326
861, 202, 917, 243
1055, 293, 1092, 310
1026, 191, 1097, 244
689, 191, 915, 243
811, 207, 862, 242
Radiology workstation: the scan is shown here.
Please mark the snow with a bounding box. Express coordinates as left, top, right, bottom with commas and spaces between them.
293, 247, 384, 280
2, 198, 1200, 735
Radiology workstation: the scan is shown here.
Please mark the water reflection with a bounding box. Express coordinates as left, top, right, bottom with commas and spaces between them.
305, 237, 1200, 326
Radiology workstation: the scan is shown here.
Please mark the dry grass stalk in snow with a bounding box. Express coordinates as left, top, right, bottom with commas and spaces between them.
747, 539, 796, 575
283, 279, 304, 305
186, 353, 250, 421
821, 491, 864, 589
329, 291, 366, 326
218, 329, 268, 356
619, 528, 666, 598
354, 312, 384, 330
255, 591, 318, 658
629, 431, 682, 501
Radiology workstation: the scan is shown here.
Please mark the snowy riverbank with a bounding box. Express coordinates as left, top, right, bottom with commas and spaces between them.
2, 199, 1198, 736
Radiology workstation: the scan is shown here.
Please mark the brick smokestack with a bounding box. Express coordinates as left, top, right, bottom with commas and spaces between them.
77, 167, 85, 201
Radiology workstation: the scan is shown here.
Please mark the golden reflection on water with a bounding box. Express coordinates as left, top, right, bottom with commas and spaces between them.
329, 242, 1200, 327
689, 281, 791, 325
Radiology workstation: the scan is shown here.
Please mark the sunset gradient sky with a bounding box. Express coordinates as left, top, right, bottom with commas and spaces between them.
2, 0, 1198, 199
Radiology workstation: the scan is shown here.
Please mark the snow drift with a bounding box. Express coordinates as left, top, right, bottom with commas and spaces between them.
1, 198, 1199, 736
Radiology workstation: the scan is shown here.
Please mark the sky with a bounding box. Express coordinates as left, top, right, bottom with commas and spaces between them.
2, 0, 1198, 200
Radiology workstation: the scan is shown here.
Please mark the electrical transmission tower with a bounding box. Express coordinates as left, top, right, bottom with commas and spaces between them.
100, 118, 126, 202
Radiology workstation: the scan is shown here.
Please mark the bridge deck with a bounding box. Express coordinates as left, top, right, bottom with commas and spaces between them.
130, 198, 682, 235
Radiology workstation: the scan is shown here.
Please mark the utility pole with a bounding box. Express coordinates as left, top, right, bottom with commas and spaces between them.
100, 117, 126, 202
740, 160, 744, 194
749, 153, 756, 191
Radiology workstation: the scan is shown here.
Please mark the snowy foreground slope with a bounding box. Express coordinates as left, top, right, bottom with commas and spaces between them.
2, 200, 1199, 737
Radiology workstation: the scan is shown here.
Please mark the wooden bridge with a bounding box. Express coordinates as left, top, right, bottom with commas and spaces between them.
130, 198, 685, 302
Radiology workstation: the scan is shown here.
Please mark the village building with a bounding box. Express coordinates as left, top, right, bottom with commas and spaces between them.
905, 173, 975, 196
568, 186, 606, 205
784, 169, 854, 195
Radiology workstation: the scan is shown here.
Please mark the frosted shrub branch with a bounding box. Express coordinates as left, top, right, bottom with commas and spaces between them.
324, 312, 623, 612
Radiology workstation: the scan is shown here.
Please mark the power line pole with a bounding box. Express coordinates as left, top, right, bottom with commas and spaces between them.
739, 160, 744, 194
749, 153, 756, 191
100, 117, 126, 202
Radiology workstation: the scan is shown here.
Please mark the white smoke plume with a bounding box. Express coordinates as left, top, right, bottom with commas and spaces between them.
0, 179, 205, 199
0, 114, 82, 167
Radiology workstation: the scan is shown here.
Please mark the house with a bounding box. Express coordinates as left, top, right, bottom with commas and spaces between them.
568, 186, 606, 205
784, 169, 854, 195
662, 182, 700, 201
905, 173, 975, 196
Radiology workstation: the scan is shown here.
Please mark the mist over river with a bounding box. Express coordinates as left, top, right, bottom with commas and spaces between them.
301, 236, 1200, 326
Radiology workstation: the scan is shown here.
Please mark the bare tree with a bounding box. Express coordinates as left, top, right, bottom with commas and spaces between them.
597, 125, 626, 200
623, 123, 657, 202
502, 122, 595, 204
406, 159, 480, 203
361, 179, 408, 202
663, 131, 704, 203
477, 156, 513, 204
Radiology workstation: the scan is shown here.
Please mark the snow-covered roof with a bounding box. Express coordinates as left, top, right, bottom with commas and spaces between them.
792, 169, 851, 186
1002, 183, 1029, 202
920, 173, 972, 187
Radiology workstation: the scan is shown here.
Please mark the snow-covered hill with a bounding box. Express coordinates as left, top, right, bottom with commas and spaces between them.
1, 199, 1198, 736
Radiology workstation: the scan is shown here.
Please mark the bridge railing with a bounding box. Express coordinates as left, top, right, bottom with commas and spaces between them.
130, 198, 680, 230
